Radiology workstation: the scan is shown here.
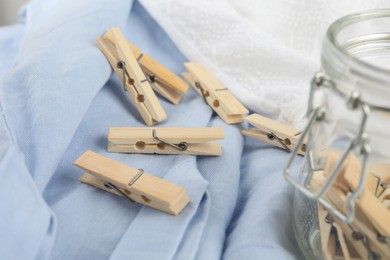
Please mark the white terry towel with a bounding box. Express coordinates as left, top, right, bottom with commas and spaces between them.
138, 0, 388, 127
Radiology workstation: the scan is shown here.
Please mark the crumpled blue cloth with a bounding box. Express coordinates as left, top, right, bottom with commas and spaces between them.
0, 0, 303, 259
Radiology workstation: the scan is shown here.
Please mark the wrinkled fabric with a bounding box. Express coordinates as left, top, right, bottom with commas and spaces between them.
0, 23, 57, 260
137, 0, 390, 127
0, 1, 303, 259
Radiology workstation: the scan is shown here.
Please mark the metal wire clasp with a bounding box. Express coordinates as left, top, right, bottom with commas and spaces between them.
267, 132, 292, 152
117, 53, 157, 93
137, 53, 158, 84
103, 168, 145, 203
152, 129, 188, 151
284, 71, 371, 223
117, 61, 128, 91
195, 82, 209, 104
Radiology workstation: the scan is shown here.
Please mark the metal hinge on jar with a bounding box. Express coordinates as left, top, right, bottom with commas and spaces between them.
285, 71, 374, 223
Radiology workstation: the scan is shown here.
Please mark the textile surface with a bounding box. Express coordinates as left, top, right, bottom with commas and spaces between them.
138, 0, 389, 126
3, 0, 386, 259
0, 1, 301, 259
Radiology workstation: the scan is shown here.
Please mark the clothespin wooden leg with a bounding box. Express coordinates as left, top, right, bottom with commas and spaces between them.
183, 63, 249, 124
150, 81, 182, 105
318, 205, 337, 260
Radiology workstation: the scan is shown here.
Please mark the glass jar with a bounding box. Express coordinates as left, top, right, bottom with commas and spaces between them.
285, 9, 390, 259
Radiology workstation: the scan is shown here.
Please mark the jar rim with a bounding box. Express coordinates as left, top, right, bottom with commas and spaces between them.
327, 9, 390, 75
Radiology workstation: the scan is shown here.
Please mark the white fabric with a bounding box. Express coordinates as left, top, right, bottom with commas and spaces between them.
138, 0, 388, 127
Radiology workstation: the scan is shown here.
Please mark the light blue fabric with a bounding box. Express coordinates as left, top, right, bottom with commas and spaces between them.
0, 23, 56, 260
0, 1, 303, 259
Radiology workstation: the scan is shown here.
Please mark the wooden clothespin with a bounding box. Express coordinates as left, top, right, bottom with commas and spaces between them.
97, 28, 167, 126
98, 28, 189, 106
323, 150, 384, 197
335, 205, 390, 260
74, 150, 190, 215
369, 163, 390, 189
379, 188, 390, 203
318, 205, 338, 260
108, 127, 224, 156
182, 62, 249, 124
241, 113, 306, 155
318, 205, 359, 260
382, 199, 390, 211
312, 171, 390, 259
369, 164, 389, 204
366, 174, 384, 197
322, 151, 390, 238
336, 219, 373, 260
126, 40, 189, 105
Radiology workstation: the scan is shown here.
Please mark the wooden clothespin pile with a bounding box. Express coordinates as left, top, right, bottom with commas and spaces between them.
97, 28, 190, 126
73, 28, 250, 216
310, 150, 390, 259
74, 26, 308, 217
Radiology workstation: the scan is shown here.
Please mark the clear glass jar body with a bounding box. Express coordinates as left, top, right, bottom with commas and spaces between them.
292, 9, 390, 259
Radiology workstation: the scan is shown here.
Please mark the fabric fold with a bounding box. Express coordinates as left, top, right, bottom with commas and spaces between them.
137, 0, 389, 126
0, 129, 56, 259
0, 0, 134, 191
40, 2, 215, 259
110, 159, 209, 260
173, 192, 210, 260
0, 19, 57, 260
222, 140, 303, 260
194, 118, 245, 259
0, 0, 356, 259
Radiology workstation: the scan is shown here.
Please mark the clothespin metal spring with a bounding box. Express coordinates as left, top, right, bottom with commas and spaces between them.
351, 230, 380, 260
114, 49, 155, 104
152, 129, 188, 151
267, 132, 292, 152
116, 60, 146, 103
194, 81, 229, 107
102, 168, 145, 203
378, 235, 390, 249
117, 61, 128, 91
137, 53, 158, 84
104, 182, 135, 203
195, 82, 208, 104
